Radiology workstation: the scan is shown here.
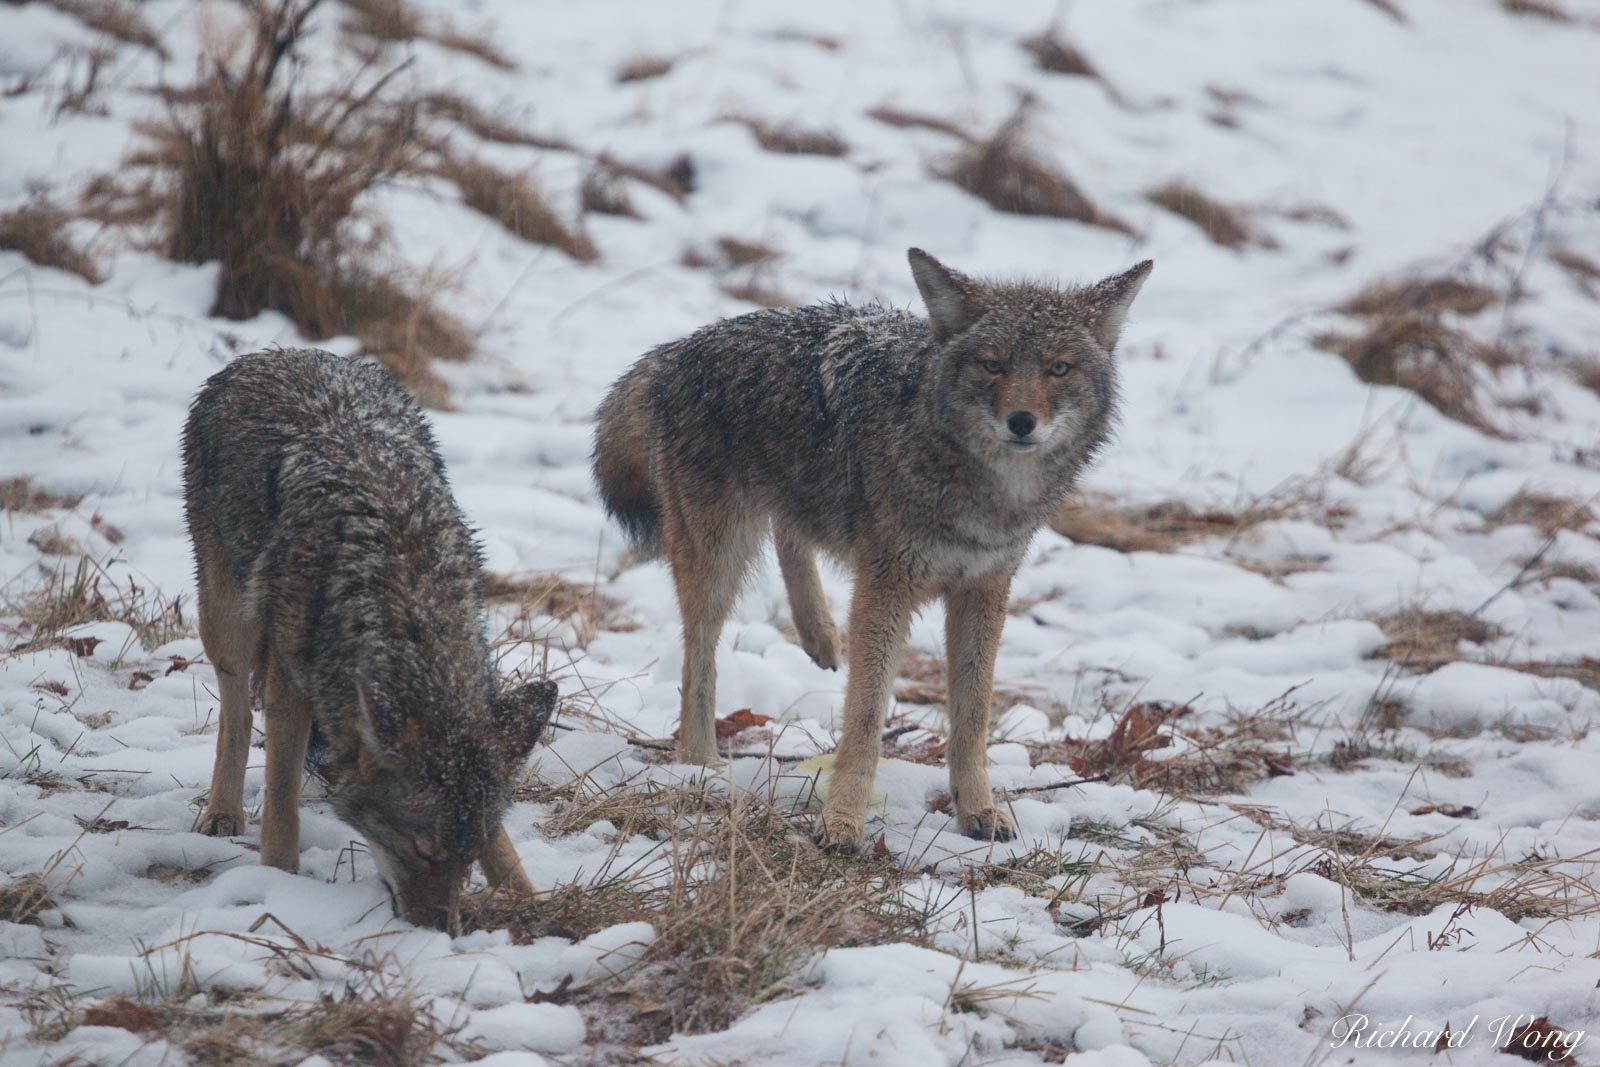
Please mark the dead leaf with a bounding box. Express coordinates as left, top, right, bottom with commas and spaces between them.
128, 671, 155, 690
65, 636, 102, 658
1410, 803, 1477, 819
714, 708, 772, 738
926, 790, 952, 815
165, 655, 200, 675
31, 680, 69, 697
1142, 890, 1167, 908
1500, 1016, 1576, 1062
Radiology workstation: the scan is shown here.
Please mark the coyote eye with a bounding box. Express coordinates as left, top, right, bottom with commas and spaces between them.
979, 359, 1005, 375
1048, 360, 1072, 377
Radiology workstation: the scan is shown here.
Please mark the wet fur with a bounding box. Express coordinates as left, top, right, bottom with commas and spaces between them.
184, 349, 556, 929
594, 249, 1151, 851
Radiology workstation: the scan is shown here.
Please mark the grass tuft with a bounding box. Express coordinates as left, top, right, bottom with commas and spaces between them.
434, 153, 597, 261
1317, 274, 1515, 435
341, 0, 515, 70
86, 0, 473, 405
934, 99, 1131, 233
1366, 608, 1501, 673
466, 779, 928, 1042
730, 116, 848, 157
1146, 181, 1275, 250
0, 200, 102, 283
1051, 491, 1310, 554
615, 54, 676, 83
1501, 0, 1574, 21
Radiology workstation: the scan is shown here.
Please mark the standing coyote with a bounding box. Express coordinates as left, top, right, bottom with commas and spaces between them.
594, 249, 1151, 851
184, 349, 556, 930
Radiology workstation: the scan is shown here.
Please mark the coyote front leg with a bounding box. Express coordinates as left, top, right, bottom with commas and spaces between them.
815, 559, 914, 852
945, 570, 1016, 842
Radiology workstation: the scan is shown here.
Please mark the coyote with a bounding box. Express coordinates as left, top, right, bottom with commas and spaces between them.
594, 249, 1151, 851
184, 349, 557, 930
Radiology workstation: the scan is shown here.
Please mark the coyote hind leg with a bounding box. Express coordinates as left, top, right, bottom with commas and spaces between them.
661, 485, 760, 765
259, 660, 313, 873
776, 527, 839, 670
194, 550, 257, 838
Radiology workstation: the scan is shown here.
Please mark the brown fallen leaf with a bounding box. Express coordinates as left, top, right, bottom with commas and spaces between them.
128, 671, 155, 690
926, 790, 953, 815
165, 655, 200, 675
1501, 1016, 1576, 1062
714, 708, 772, 738
1410, 803, 1477, 819
66, 636, 102, 658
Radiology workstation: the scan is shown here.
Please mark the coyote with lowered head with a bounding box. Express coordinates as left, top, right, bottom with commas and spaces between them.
594, 249, 1151, 851
184, 349, 556, 930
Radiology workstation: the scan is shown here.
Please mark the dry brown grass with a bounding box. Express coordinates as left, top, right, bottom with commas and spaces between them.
1019, 32, 1100, 78
485, 571, 637, 648
42, 0, 166, 57
3, 555, 189, 656
615, 54, 676, 83
465, 780, 926, 1042
1026, 695, 1297, 797
0, 200, 101, 282
933, 100, 1131, 234
40, 980, 465, 1065
0, 873, 57, 926
1366, 608, 1501, 673
1357, 0, 1408, 22
1050, 491, 1307, 554
893, 647, 1035, 714
434, 153, 597, 261
86, 0, 473, 405
731, 116, 848, 158
1488, 489, 1595, 535
418, 92, 571, 151
1146, 181, 1275, 250
1501, 0, 1574, 21
580, 163, 638, 218
585, 152, 696, 207
1336, 276, 1499, 318
1, 477, 82, 514
719, 279, 791, 308
341, 0, 515, 70
865, 104, 970, 142
1551, 247, 1600, 298
1318, 275, 1515, 435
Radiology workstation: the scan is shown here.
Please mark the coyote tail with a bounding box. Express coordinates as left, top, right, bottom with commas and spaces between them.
593, 362, 661, 556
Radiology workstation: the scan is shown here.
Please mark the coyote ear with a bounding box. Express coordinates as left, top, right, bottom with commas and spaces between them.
492, 678, 558, 763
1084, 260, 1153, 352
908, 248, 983, 342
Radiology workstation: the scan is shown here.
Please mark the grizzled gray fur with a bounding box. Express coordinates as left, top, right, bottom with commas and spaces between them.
184, 349, 555, 930
594, 248, 1151, 852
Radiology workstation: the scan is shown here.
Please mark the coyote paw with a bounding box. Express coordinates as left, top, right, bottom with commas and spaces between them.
813, 809, 869, 854
797, 625, 841, 671
195, 809, 245, 837
959, 807, 1016, 843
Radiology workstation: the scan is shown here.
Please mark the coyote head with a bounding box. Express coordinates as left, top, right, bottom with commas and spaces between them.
331, 677, 557, 932
908, 247, 1151, 465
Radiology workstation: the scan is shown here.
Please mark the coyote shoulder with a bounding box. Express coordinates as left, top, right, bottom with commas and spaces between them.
595, 249, 1151, 851
184, 349, 556, 930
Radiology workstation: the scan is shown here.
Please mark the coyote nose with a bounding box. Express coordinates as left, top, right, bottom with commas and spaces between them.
1006, 411, 1037, 438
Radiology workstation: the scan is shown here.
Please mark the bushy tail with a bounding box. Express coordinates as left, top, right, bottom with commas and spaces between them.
593, 363, 661, 556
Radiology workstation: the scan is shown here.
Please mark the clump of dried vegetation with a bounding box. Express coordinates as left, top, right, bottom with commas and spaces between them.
1316, 273, 1514, 434
340, 0, 515, 70
729, 115, 849, 158
3, 556, 189, 656
1146, 181, 1276, 250
0, 199, 102, 282
27, 974, 471, 1064
464, 779, 927, 1044
32, 0, 167, 57
83, 0, 475, 406
680, 235, 790, 308
1050, 490, 1319, 555
1500, 0, 1574, 22
1366, 607, 1501, 673
485, 571, 638, 651
615, 53, 676, 83
931, 97, 1131, 233
1018, 29, 1130, 107
432, 153, 597, 262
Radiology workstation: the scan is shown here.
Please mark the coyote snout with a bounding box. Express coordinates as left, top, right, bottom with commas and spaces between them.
595, 248, 1150, 853
184, 350, 557, 931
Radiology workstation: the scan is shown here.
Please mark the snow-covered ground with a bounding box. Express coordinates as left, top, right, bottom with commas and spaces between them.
4, 0, 1600, 1063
